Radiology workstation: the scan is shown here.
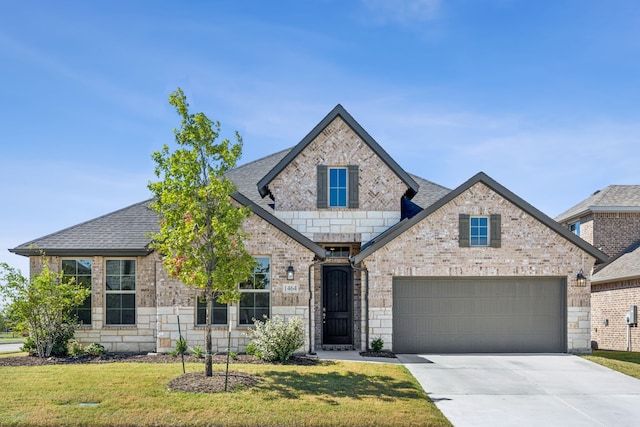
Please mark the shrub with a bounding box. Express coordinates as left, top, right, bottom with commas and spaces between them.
371, 337, 384, 352
175, 337, 188, 354
85, 343, 106, 356
68, 340, 84, 357
190, 345, 204, 358
246, 315, 304, 363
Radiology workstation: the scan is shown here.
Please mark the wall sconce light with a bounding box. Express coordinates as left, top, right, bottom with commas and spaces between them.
576, 269, 587, 287
286, 263, 295, 281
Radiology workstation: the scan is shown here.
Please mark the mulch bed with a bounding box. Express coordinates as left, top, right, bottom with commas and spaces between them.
0, 352, 319, 367
0, 351, 392, 393
168, 371, 260, 393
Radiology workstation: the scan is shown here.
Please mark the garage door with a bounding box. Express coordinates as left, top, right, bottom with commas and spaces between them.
393, 277, 566, 353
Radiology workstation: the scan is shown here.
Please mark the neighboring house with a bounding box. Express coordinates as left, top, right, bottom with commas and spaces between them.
10, 105, 607, 354
556, 186, 640, 351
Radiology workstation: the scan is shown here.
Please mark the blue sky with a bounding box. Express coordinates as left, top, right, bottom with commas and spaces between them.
1, 0, 639, 275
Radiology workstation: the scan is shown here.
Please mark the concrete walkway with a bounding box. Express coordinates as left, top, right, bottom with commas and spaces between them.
0, 342, 24, 353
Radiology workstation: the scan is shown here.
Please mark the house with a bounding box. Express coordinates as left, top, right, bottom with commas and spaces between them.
556, 186, 640, 351
10, 105, 608, 354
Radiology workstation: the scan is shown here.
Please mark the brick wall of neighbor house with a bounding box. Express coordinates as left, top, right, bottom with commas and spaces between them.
593, 212, 640, 258
591, 280, 640, 351
268, 116, 406, 242
578, 214, 594, 247
361, 182, 596, 354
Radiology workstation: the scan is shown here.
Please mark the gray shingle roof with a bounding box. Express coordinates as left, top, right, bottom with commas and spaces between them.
10, 200, 159, 256
592, 242, 640, 284
555, 185, 640, 223
10, 146, 451, 256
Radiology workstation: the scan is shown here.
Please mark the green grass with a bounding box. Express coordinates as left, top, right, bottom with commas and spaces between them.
0, 332, 24, 344
0, 360, 451, 427
583, 350, 640, 379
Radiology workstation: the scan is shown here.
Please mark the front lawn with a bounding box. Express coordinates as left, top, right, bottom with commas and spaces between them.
0, 360, 451, 427
583, 350, 640, 379
0, 332, 24, 344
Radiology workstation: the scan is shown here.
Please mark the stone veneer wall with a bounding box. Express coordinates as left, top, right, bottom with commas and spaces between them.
153, 212, 319, 353
28, 208, 319, 354
31, 255, 158, 353
591, 279, 640, 351
361, 182, 595, 353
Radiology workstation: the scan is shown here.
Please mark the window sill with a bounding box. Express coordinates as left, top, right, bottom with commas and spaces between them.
102, 325, 137, 329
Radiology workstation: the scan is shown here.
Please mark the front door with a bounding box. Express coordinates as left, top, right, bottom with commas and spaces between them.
322, 265, 353, 345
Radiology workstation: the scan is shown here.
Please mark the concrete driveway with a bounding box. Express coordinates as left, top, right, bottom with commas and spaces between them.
398, 354, 640, 427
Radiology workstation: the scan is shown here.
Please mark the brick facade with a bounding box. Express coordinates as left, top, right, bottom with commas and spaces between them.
361, 182, 595, 353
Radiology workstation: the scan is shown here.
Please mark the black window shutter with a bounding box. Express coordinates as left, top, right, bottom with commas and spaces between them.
490, 214, 501, 248
348, 165, 359, 208
459, 214, 470, 247
317, 165, 328, 208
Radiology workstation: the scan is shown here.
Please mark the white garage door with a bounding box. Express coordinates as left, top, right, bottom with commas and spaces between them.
393, 277, 566, 353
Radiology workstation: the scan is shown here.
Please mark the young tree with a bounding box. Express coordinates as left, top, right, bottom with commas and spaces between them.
148, 88, 256, 377
0, 261, 89, 357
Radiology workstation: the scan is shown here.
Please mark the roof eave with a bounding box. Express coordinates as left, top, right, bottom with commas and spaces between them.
8, 248, 153, 257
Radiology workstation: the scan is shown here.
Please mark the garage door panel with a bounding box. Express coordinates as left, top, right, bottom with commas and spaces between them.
393, 277, 566, 353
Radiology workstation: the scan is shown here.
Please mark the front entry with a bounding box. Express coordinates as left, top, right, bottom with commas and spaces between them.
322, 265, 353, 345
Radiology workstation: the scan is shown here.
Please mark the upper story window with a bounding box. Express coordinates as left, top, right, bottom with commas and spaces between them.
329, 167, 347, 207
105, 259, 136, 325
62, 259, 92, 325
470, 217, 489, 247
317, 165, 359, 209
459, 213, 501, 248
239, 257, 270, 325
570, 221, 580, 236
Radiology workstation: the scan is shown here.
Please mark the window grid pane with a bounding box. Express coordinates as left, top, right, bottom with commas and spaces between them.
105, 260, 136, 325
62, 259, 92, 325
239, 258, 271, 324
470, 217, 489, 247
329, 168, 347, 207
196, 297, 228, 325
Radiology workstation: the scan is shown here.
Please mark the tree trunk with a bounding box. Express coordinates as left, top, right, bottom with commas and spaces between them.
205, 289, 213, 377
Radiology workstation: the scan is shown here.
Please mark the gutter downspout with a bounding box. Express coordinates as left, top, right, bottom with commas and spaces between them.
350, 262, 369, 351
308, 259, 327, 354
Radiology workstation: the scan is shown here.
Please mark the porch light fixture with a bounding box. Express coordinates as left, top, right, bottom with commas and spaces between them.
286, 263, 295, 281
576, 269, 587, 287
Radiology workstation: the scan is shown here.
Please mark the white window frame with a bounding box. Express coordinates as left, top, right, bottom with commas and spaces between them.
470, 216, 490, 247
328, 167, 348, 208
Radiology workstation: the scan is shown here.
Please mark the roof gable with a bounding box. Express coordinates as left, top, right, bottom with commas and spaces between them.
354, 172, 609, 264
257, 104, 419, 200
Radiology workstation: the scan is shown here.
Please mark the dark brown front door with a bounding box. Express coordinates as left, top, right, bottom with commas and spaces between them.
322, 265, 353, 345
